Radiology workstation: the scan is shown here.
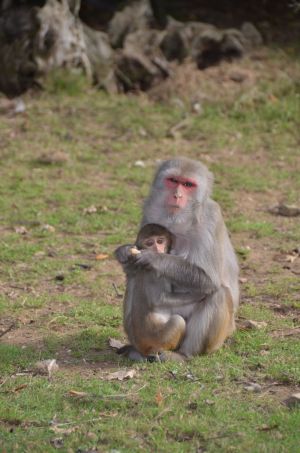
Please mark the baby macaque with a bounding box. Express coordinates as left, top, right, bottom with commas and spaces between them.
117, 224, 196, 358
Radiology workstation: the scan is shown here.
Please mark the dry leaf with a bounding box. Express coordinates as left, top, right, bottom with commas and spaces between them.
239, 277, 248, 284
34, 251, 46, 258
168, 117, 190, 138
239, 320, 267, 330
68, 390, 89, 398
205, 399, 215, 405
83, 205, 97, 215
155, 391, 164, 406
105, 369, 136, 381
258, 424, 279, 431
13, 384, 28, 393
86, 432, 98, 441
285, 254, 297, 263
271, 327, 300, 338
108, 338, 126, 350
15, 226, 28, 235
50, 426, 77, 435
95, 254, 109, 260
98, 411, 118, 417
41, 224, 55, 233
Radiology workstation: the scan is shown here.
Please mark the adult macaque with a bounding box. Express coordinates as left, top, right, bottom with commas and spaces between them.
115, 157, 239, 361
116, 224, 198, 358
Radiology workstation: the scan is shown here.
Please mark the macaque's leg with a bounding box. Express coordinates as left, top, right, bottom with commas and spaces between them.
116, 343, 184, 363
205, 286, 235, 353
117, 344, 147, 361
158, 350, 187, 363
120, 288, 234, 361
179, 286, 234, 357
137, 312, 186, 356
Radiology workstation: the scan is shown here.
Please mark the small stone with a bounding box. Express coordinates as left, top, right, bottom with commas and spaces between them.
37, 152, 69, 165
134, 160, 146, 168
283, 393, 300, 408
139, 127, 148, 137
14, 98, 26, 114
191, 101, 203, 114
229, 70, 248, 83
241, 22, 263, 47
41, 224, 55, 233
244, 382, 262, 393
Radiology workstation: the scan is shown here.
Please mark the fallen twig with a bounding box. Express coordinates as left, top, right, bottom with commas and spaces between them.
112, 282, 123, 298
0, 323, 15, 338
67, 383, 146, 401
271, 326, 300, 338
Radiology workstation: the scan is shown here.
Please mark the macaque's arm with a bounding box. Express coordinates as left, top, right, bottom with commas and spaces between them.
159, 291, 203, 308
114, 244, 138, 274
114, 244, 134, 264
134, 251, 218, 295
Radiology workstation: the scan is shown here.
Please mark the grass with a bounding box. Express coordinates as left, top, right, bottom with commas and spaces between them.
0, 49, 300, 452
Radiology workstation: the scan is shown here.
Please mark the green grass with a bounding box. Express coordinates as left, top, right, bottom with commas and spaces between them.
0, 49, 300, 452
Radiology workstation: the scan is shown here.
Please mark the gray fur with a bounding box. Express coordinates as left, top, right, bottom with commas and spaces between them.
115, 157, 239, 358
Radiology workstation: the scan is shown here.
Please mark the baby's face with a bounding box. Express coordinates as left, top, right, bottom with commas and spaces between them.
141, 235, 168, 253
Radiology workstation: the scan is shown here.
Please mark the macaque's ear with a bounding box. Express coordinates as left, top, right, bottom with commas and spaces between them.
206, 169, 214, 198
154, 159, 165, 169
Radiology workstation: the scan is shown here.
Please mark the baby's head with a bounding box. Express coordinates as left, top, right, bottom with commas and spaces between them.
135, 223, 173, 254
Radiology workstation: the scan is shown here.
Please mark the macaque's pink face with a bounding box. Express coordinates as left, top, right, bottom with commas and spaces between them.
141, 235, 168, 253
164, 176, 198, 213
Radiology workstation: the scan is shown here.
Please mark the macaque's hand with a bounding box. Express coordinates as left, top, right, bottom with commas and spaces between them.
114, 244, 136, 264
133, 250, 158, 270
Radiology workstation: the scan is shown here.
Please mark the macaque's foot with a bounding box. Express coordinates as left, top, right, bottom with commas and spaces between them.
159, 351, 187, 363
116, 345, 186, 363
117, 344, 148, 362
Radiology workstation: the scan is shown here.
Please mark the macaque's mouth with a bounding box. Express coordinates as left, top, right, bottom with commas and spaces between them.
167, 205, 181, 211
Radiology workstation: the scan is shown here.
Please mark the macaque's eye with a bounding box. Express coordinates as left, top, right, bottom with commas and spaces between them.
183, 181, 195, 188
157, 238, 166, 245
168, 177, 179, 184
144, 239, 154, 247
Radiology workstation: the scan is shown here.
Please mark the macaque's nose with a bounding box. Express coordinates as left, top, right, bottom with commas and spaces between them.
152, 242, 159, 252
174, 188, 183, 199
